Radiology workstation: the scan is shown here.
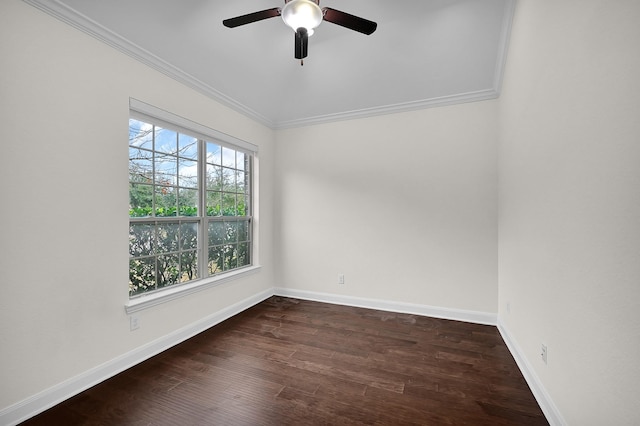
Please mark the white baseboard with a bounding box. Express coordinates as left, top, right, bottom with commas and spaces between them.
8, 287, 556, 426
274, 288, 498, 326
497, 319, 566, 426
0, 288, 274, 426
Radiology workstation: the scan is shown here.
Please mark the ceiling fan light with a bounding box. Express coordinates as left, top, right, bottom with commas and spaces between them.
281, 0, 323, 34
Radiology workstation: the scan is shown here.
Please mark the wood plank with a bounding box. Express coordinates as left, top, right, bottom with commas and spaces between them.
21, 297, 548, 425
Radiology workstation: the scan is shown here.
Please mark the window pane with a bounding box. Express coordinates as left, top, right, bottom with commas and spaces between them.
239, 194, 250, 216
237, 220, 249, 242
225, 221, 238, 243
236, 199, 245, 217
208, 221, 225, 246
178, 158, 198, 188
224, 244, 237, 271
180, 250, 198, 282
157, 253, 180, 287
156, 222, 179, 253
155, 153, 177, 186
129, 257, 155, 296
129, 183, 153, 216
222, 167, 235, 192
222, 193, 236, 216
155, 127, 177, 154
206, 164, 223, 190
238, 242, 250, 267
222, 147, 236, 168
206, 191, 221, 216
129, 148, 153, 175
154, 186, 177, 216
129, 223, 154, 256
178, 134, 197, 160
180, 222, 198, 250
207, 142, 221, 165
129, 119, 153, 150
235, 170, 245, 193
178, 189, 198, 216
208, 246, 223, 275
129, 153, 153, 180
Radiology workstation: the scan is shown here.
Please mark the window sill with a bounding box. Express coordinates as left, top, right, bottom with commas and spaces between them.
125, 265, 261, 314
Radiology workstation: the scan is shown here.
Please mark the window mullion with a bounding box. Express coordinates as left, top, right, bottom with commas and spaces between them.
197, 139, 207, 280
152, 125, 157, 216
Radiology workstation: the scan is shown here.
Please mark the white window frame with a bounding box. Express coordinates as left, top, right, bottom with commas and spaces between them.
125, 99, 260, 314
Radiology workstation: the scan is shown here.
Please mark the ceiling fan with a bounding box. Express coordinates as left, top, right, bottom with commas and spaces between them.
223, 0, 377, 64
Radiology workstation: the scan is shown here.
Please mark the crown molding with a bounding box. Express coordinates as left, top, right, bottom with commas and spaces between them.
23, 0, 514, 130
22, 0, 275, 128
267, 0, 514, 130
273, 88, 500, 129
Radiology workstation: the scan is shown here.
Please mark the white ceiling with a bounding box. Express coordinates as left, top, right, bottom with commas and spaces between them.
25, 0, 515, 128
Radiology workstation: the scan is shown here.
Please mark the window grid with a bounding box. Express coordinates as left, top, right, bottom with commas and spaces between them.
129, 118, 252, 298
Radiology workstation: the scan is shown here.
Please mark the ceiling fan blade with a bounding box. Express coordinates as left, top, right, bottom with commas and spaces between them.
322, 7, 377, 35
295, 28, 308, 59
223, 8, 281, 28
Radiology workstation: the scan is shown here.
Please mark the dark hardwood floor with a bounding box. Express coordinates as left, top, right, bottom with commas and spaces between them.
21, 297, 548, 425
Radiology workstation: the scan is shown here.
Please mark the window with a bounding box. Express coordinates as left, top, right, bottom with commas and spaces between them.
128, 102, 255, 299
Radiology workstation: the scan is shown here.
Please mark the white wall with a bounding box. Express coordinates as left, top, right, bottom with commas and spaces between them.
0, 0, 275, 413
498, 0, 640, 424
5, 0, 639, 424
275, 102, 499, 314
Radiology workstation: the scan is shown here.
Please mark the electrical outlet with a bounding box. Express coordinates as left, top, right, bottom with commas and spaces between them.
541, 344, 548, 364
338, 274, 345, 285
130, 315, 140, 331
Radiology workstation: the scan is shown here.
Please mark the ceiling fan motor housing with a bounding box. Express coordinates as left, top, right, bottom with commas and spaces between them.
281, 0, 324, 35
284, 0, 320, 5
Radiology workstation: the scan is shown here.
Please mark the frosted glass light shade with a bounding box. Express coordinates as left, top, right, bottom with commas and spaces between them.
281, 0, 323, 35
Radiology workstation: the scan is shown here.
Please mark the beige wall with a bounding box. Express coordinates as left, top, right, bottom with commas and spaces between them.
0, 0, 276, 410
275, 102, 499, 313
498, 0, 640, 424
